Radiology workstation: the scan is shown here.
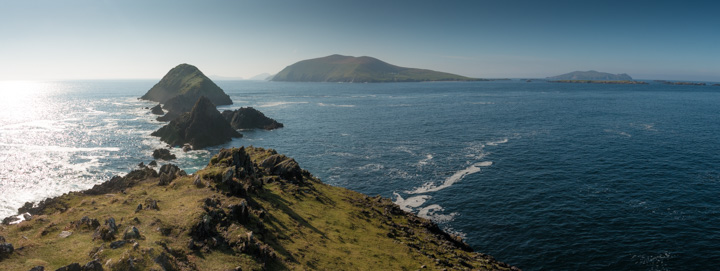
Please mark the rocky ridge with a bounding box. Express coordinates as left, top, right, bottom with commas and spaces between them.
151, 96, 242, 149
0, 147, 519, 270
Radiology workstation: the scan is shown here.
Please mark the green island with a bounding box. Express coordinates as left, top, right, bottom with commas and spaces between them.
549, 80, 648, 85
271, 54, 488, 83
0, 147, 518, 271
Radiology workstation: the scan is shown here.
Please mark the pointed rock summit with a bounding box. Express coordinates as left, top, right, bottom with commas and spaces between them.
151, 96, 241, 149
142, 64, 232, 120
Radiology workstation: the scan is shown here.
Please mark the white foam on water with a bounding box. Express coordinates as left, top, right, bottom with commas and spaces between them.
317, 103, 355, 107
393, 193, 431, 212
418, 154, 434, 166
407, 161, 492, 194
417, 204, 457, 222
257, 101, 308, 108
486, 138, 508, 146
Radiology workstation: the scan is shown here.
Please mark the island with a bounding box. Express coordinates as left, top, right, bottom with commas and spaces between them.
271, 54, 485, 83
222, 107, 284, 130
151, 96, 242, 150
548, 70, 633, 81
141, 64, 233, 121
549, 80, 648, 85
0, 147, 519, 270
654, 80, 707, 86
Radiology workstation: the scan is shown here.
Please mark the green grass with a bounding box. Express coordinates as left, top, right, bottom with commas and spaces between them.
0, 147, 516, 270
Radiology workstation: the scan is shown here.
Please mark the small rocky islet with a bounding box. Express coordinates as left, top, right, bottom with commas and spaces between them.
0, 64, 519, 270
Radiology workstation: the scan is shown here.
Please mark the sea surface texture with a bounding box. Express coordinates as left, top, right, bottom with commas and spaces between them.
1, 80, 718, 270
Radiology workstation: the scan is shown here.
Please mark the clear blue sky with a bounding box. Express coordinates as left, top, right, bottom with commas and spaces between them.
1, 0, 719, 81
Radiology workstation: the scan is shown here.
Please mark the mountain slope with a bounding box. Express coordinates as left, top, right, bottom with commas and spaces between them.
272, 54, 480, 83
547, 70, 633, 81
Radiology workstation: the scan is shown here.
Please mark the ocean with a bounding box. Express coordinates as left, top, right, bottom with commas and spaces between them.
1, 80, 718, 270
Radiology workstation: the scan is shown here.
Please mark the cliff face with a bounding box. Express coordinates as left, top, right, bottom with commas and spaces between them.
221, 107, 284, 130
0, 147, 519, 271
141, 64, 232, 120
151, 96, 241, 149
272, 54, 480, 83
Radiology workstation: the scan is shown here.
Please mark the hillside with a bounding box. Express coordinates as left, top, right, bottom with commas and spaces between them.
548, 70, 633, 81
0, 147, 519, 270
272, 54, 482, 83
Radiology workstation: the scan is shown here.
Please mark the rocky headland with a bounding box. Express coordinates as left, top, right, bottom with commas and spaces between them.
141, 64, 233, 121
222, 107, 284, 130
151, 96, 241, 150
0, 147, 519, 270
271, 54, 486, 83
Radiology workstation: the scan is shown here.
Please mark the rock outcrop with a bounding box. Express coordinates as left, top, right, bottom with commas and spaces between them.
141, 64, 232, 121
150, 104, 164, 115
221, 107, 284, 130
152, 148, 176, 160
151, 97, 241, 149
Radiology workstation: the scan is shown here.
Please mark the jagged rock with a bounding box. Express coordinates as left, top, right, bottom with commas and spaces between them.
229, 201, 250, 224
157, 164, 185, 186
93, 218, 118, 241
71, 216, 100, 231
109, 240, 127, 249
28, 266, 44, 271
221, 107, 284, 130
55, 263, 82, 271
83, 260, 104, 271
193, 175, 205, 188
150, 104, 164, 115
182, 144, 192, 152
135, 204, 142, 213
148, 160, 158, 167
260, 154, 302, 182
154, 252, 180, 271
151, 97, 242, 149
0, 236, 13, 259
84, 167, 158, 195
144, 199, 159, 211
2, 215, 20, 225
123, 226, 141, 240
137, 162, 145, 168
152, 148, 176, 160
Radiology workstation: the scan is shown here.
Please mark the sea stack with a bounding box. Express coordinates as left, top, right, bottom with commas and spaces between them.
141, 64, 232, 120
151, 96, 241, 149
221, 107, 284, 130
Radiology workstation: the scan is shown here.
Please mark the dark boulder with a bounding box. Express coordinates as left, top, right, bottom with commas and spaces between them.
151, 97, 242, 149
0, 236, 13, 260
150, 104, 164, 115
123, 226, 141, 240
152, 148, 176, 160
221, 107, 283, 130
28, 266, 44, 271
55, 263, 82, 271
83, 260, 104, 271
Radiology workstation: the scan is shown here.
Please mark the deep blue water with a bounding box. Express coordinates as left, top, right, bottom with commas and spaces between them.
1, 80, 719, 270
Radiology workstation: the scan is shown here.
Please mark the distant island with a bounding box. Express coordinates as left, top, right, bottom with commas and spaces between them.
654, 80, 707, 86
271, 54, 485, 83
550, 80, 648, 85
548, 70, 633, 81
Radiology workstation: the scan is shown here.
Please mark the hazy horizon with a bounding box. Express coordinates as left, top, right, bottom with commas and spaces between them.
2, 0, 719, 82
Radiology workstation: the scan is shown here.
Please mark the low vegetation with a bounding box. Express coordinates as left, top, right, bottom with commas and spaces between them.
0, 147, 518, 270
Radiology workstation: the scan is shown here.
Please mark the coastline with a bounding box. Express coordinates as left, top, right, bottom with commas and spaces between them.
0, 146, 519, 270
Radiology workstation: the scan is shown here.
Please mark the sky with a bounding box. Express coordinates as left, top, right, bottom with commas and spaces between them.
1, 0, 719, 81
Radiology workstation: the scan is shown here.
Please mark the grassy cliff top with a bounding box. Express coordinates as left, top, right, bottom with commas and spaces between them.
0, 147, 518, 271
272, 54, 484, 83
